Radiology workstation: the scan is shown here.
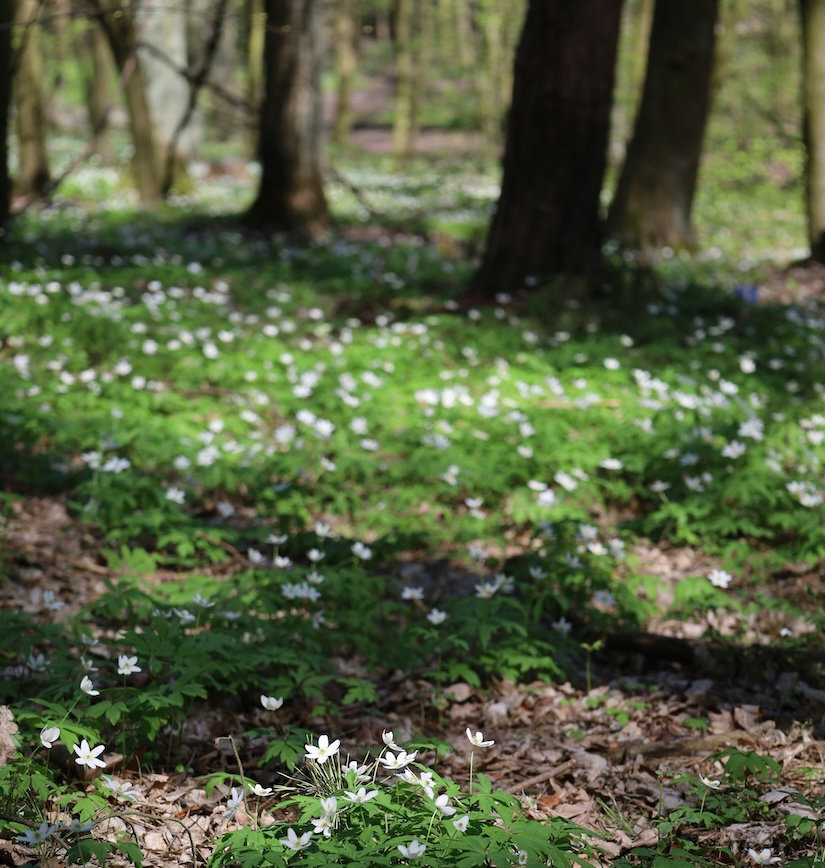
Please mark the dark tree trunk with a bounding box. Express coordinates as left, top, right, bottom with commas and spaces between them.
469, 0, 623, 297
800, 0, 825, 262
247, 0, 329, 236
607, 0, 719, 252
0, 0, 12, 234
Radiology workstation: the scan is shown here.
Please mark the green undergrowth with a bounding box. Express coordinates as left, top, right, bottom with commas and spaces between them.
1, 158, 824, 866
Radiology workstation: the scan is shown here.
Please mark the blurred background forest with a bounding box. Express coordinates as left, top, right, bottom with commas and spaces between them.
0, 0, 821, 280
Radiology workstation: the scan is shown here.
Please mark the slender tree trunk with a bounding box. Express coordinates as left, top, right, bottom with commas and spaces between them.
477, 0, 503, 152
247, 0, 329, 235
137, 0, 194, 194
607, 0, 718, 252
800, 0, 825, 261
86, 0, 162, 205
711, 0, 745, 104
333, 0, 357, 145
189, 0, 236, 139
629, 0, 654, 116
469, 0, 623, 297
0, 0, 13, 234
14, 0, 50, 198
392, 0, 416, 166
83, 15, 114, 161
247, 0, 265, 157
453, 0, 474, 68
435, 0, 458, 64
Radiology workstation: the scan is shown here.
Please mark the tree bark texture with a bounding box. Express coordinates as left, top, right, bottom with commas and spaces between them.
247, 0, 329, 235
0, 0, 13, 234
607, 0, 719, 252
469, 0, 623, 297
86, 0, 162, 205
800, 0, 825, 261
14, 0, 50, 198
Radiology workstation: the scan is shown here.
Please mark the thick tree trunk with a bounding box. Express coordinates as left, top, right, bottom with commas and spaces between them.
247, 0, 329, 236
607, 0, 718, 252
0, 0, 13, 234
469, 0, 623, 297
800, 0, 825, 261
333, 0, 357, 145
14, 0, 50, 198
86, 0, 162, 205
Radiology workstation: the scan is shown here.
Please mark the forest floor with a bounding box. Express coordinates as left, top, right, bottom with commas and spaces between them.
3, 74, 824, 867
4, 491, 825, 867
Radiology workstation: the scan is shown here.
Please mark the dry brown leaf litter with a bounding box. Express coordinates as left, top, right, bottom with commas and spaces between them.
1, 497, 824, 866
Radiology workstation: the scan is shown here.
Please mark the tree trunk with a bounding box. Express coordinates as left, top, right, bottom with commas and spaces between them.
435, 0, 458, 65
0, 0, 13, 234
14, 0, 50, 198
607, 0, 719, 252
469, 0, 623, 297
188, 0, 236, 140
83, 15, 115, 161
710, 0, 746, 105
247, 0, 265, 157
247, 0, 329, 235
333, 0, 357, 145
800, 0, 825, 261
629, 0, 654, 115
137, 0, 195, 193
478, 0, 505, 153
86, 0, 163, 205
392, 0, 417, 166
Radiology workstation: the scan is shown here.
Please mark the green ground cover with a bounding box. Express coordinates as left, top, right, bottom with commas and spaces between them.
1, 157, 823, 865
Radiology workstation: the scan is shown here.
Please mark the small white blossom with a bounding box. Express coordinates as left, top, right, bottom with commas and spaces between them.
344, 787, 378, 804
17, 821, 56, 845
453, 815, 470, 832
74, 739, 106, 769
351, 541, 373, 560
398, 839, 427, 859
747, 849, 781, 865
117, 655, 141, 676
280, 828, 313, 851
165, 486, 186, 504
378, 749, 417, 770
304, 734, 340, 764
80, 676, 99, 696
433, 793, 456, 816
261, 694, 284, 711
466, 728, 494, 747
40, 726, 60, 749
102, 776, 140, 802
708, 569, 732, 589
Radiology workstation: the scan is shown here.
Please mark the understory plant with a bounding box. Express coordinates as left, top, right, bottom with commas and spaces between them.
207, 727, 597, 868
